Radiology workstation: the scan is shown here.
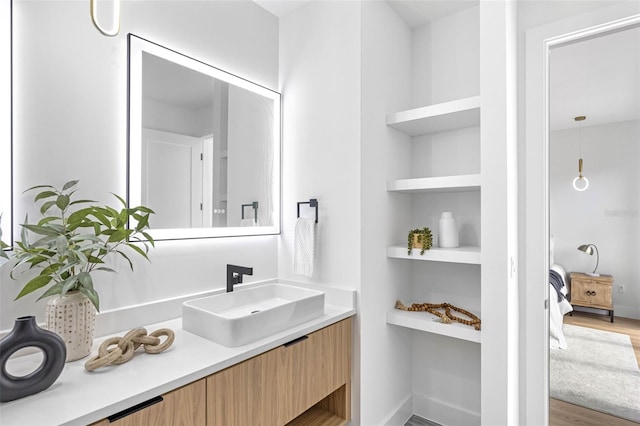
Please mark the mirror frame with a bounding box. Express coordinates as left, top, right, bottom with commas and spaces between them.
127, 34, 281, 240
1, 0, 12, 248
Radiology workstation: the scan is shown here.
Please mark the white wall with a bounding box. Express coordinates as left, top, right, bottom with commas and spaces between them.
424, 6, 480, 106
360, 2, 414, 425
550, 120, 640, 318
2, 0, 279, 331
278, 0, 362, 422
142, 98, 203, 137
277, 1, 361, 289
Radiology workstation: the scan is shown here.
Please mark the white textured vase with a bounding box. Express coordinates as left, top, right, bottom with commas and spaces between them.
46, 291, 96, 362
438, 211, 459, 248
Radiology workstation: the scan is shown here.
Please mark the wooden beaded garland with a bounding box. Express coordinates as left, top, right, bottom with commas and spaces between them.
395, 300, 481, 331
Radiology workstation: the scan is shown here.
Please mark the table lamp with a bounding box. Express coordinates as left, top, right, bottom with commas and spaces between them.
577, 243, 599, 276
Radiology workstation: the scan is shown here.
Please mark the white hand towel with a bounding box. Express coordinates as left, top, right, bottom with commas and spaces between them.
293, 217, 316, 277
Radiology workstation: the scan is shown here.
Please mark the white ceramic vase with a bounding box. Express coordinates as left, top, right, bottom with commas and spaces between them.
46, 291, 96, 362
438, 211, 459, 248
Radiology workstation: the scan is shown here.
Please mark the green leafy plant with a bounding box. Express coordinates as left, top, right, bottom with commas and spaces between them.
407, 227, 433, 255
0, 213, 9, 260
9, 180, 155, 311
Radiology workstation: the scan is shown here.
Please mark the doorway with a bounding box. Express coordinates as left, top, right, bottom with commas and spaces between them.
524, 4, 640, 425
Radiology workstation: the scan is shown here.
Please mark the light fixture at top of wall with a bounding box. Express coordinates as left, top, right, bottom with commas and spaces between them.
572, 115, 589, 191
90, 0, 121, 37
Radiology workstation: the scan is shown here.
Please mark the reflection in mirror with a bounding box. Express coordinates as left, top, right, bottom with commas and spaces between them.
128, 34, 281, 240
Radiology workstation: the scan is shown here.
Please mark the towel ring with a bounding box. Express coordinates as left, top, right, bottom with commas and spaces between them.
297, 199, 318, 223
241, 202, 259, 223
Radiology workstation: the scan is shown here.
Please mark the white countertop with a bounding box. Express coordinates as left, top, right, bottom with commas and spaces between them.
0, 282, 356, 426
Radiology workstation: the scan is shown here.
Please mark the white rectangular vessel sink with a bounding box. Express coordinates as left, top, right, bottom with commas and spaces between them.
182, 283, 325, 347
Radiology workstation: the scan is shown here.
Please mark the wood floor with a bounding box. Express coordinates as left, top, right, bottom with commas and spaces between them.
549, 310, 640, 426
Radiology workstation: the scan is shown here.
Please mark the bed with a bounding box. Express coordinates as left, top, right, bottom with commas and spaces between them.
549, 263, 573, 349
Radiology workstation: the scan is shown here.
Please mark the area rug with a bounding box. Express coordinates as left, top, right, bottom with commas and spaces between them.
550, 324, 640, 422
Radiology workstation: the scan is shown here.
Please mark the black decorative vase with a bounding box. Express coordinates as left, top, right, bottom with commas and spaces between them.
0, 316, 66, 402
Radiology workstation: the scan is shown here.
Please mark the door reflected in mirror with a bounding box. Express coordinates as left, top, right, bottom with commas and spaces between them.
128, 34, 280, 240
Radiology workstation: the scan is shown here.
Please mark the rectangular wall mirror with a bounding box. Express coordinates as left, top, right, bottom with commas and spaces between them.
128, 34, 281, 240
1, 0, 11, 248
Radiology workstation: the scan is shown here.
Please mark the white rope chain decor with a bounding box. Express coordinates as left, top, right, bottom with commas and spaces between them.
395, 300, 481, 331
84, 328, 175, 372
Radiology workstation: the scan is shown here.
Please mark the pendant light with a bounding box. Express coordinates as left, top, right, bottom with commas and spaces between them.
572, 115, 589, 191
90, 0, 121, 37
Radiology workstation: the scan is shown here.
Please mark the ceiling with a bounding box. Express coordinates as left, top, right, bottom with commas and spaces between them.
143, 52, 214, 110
252, 0, 310, 18
253, 2, 640, 132
550, 25, 640, 131
253, 0, 478, 25
386, 0, 478, 27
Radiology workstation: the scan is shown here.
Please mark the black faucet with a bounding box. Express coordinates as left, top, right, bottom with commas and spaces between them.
226, 264, 253, 292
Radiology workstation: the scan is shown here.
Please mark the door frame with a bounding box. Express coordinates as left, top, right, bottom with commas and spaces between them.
524, 3, 640, 425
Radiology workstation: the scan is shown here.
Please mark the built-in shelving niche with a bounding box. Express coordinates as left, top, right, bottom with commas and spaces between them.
385, 95, 482, 344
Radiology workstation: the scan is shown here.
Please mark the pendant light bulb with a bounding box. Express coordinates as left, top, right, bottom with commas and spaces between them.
572, 158, 589, 191
572, 116, 589, 191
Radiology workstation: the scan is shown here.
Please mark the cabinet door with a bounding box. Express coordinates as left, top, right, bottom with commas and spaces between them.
92, 379, 206, 426
207, 347, 280, 426
587, 282, 612, 309
278, 318, 352, 424
570, 278, 591, 305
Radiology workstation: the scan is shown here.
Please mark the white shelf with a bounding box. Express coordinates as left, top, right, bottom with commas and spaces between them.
386, 96, 481, 136
387, 309, 481, 343
387, 245, 481, 264
387, 174, 481, 193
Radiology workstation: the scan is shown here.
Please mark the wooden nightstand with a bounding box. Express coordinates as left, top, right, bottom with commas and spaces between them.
569, 272, 614, 322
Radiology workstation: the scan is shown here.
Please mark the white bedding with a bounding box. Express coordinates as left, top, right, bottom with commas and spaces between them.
549, 264, 573, 349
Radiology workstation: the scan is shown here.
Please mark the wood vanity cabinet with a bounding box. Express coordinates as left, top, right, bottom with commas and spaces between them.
92, 378, 206, 426
93, 318, 351, 426
208, 317, 352, 426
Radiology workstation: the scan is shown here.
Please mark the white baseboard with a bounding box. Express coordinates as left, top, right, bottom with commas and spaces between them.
413, 393, 480, 426
383, 394, 413, 426
614, 304, 640, 320
381, 393, 479, 426
572, 304, 640, 320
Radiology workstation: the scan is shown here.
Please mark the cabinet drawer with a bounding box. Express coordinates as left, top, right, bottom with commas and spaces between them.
279, 318, 351, 423
207, 347, 280, 426
92, 379, 206, 426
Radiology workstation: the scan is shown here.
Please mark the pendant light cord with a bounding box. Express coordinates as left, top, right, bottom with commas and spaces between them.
572, 115, 589, 191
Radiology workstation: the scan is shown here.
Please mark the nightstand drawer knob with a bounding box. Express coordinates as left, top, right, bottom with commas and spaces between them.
585, 290, 597, 296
